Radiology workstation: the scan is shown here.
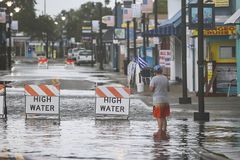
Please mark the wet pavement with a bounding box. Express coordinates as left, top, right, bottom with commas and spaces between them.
0, 59, 239, 160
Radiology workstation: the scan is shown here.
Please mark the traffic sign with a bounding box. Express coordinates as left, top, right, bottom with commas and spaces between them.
95, 86, 130, 118
25, 84, 60, 120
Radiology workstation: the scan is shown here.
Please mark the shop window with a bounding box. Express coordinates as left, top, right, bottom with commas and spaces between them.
219, 46, 236, 59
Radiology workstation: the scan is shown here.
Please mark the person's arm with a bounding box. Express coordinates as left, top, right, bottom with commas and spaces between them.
149, 78, 155, 92
149, 85, 155, 92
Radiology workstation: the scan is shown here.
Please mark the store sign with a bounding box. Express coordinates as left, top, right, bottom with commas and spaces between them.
204, 0, 229, 7
192, 26, 236, 36
159, 50, 171, 68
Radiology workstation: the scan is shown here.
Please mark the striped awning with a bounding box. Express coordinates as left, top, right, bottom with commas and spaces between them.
144, 10, 181, 37
224, 9, 240, 24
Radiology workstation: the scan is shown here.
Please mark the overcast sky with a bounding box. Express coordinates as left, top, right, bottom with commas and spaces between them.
35, 0, 115, 17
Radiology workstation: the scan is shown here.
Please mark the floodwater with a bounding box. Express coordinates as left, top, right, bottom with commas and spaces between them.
0, 95, 239, 160
0, 62, 239, 159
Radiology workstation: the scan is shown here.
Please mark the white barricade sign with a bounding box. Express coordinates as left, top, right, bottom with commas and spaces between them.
64, 59, 75, 69
38, 58, 48, 68
25, 84, 60, 119
0, 84, 4, 115
95, 86, 130, 116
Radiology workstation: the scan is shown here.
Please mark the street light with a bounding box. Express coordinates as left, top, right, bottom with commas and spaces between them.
5, 0, 20, 69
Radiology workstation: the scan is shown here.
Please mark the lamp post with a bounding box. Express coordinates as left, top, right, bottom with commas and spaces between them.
0, 0, 20, 70
114, 0, 119, 72
0, 0, 7, 70
61, 14, 66, 59
133, 0, 137, 57
194, 0, 209, 121
179, 0, 191, 104
154, 0, 158, 65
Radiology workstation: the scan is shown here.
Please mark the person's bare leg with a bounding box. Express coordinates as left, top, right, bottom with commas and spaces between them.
157, 118, 163, 131
162, 118, 167, 131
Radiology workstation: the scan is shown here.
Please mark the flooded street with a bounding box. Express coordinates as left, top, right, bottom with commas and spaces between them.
0, 62, 239, 159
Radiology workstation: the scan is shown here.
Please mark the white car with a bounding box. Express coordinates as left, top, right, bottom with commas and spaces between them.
76, 50, 95, 65
68, 48, 85, 60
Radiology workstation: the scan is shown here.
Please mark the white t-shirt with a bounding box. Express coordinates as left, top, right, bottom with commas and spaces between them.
149, 75, 169, 104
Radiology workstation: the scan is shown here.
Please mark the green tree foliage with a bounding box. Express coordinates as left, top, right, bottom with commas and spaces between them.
13, 0, 37, 34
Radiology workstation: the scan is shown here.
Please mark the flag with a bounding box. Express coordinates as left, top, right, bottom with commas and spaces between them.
134, 56, 148, 70
102, 16, 115, 27
132, 4, 141, 18
123, 8, 133, 22
141, 0, 153, 13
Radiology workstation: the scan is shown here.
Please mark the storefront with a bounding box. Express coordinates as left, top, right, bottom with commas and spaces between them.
192, 26, 237, 95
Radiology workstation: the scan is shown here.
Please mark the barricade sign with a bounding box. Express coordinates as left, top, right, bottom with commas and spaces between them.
38, 58, 48, 68
64, 59, 75, 69
95, 86, 131, 118
25, 84, 60, 120
0, 84, 5, 117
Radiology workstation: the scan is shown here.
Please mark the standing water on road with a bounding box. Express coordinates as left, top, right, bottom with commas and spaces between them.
0, 63, 239, 159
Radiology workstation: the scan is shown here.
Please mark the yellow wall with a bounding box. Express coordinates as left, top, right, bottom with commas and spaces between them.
210, 40, 236, 63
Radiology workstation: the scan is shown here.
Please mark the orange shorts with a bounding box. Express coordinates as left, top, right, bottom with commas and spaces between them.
152, 103, 170, 118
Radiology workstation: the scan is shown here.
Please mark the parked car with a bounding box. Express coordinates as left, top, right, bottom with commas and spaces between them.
68, 48, 85, 60
76, 50, 95, 65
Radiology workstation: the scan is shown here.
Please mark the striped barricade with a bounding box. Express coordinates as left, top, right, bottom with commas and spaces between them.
64, 59, 75, 69
95, 86, 131, 118
0, 84, 5, 117
38, 58, 48, 68
25, 84, 60, 120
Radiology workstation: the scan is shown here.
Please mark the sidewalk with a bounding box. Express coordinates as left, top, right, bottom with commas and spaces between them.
107, 71, 240, 119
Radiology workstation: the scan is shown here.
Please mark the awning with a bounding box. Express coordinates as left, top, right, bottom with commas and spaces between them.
224, 9, 240, 24
144, 10, 181, 37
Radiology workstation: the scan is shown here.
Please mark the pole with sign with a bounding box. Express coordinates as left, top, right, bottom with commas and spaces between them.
25, 84, 60, 121
95, 86, 131, 119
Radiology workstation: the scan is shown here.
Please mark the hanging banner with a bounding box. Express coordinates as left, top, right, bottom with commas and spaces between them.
102, 15, 115, 27
123, 8, 133, 22
141, 0, 153, 14
132, 4, 141, 18
188, 3, 215, 29
123, 0, 133, 8
0, 9, 6, 24
92, 20, 99, 33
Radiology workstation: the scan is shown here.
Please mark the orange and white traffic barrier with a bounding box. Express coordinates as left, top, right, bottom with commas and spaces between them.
25, 84, 60, 96
38, 58, 48, 68
95, 86, 131, 118
25, 84, 61, 120
0, 84, 5, 94
65, 59, 75, 68
0, 84, 5, 116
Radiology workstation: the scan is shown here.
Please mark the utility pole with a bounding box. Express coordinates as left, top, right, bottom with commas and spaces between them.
0, 7, 7, 70
179, 0, 191, 104
114, 0, 119, 71
7, 10, 12, 69
133, 0, 137, 57
127, 21, 130, 63
142, 13, 146, 60
99, 2, 104, 70
194, 0, 209, 121
154, 0, 158, 65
